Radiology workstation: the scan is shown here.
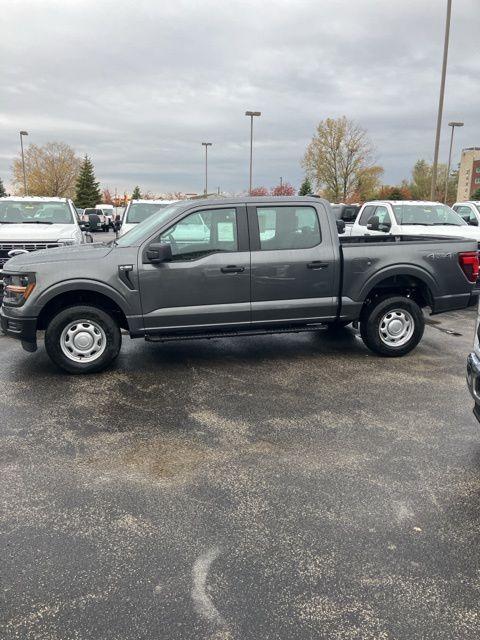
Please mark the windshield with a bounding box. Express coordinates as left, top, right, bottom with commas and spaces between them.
0, 201, 74, 224
125, 202, 171, 224
117, 203, 187, 246
392, 203, 467, 226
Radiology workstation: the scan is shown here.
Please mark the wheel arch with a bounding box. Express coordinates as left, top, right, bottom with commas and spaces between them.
36, 283, 130, 331
359, 266, 438, 314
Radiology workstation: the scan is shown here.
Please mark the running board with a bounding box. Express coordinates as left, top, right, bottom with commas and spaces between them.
145, 324, 327, 343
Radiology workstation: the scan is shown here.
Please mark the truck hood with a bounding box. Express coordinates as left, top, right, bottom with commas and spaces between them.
0, 223, 79, 242
400, 224, 480, 240
3, 242, 113, 271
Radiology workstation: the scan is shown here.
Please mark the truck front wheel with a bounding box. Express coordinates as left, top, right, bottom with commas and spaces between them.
45, 305, 121, 374
360, 296, 424, 357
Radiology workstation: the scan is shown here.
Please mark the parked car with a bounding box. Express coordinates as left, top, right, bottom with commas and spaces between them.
452, 201, 480, 227
83, 208, 108, 232
119, 199, 177, 236
0, 196, 87, 300
349, 200, 480, 240
1, 197, 479, 374
95, 204, 115, 230
330, 204, 360, 234
467, 306, 480, 422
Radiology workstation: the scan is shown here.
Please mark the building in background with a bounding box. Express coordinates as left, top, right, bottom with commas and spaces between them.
457, 147, 480, 201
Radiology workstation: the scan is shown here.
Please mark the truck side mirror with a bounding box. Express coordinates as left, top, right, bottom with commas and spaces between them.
469, 218, 479, 227
145, 242, 173, 263
336, 219, 346, 234
366, 216, 379, 231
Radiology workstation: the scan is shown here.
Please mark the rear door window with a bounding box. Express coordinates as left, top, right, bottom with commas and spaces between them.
255, 206, 321, 250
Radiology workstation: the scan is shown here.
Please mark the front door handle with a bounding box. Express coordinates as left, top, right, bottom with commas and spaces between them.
221, 265, 245, 274
307, 261, 329, 270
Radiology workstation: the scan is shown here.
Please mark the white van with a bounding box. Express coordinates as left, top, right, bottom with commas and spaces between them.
350, 200, 480, 241
119, 199, 177, 237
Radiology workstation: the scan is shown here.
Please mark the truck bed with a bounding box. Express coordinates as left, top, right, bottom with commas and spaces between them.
338, 234, 478, 319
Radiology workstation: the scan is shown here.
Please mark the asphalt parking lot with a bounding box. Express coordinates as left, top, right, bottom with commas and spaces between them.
1, 302, 480, 639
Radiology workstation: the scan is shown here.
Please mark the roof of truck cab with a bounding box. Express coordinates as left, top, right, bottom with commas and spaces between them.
173, 196, 329, 207
362, 200, 445, 207
0, 196, 70, 202
130, 199, 178, 204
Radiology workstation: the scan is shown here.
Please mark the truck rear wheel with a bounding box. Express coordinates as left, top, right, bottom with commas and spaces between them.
45, 305, 121, 374
360, 296, 424, 357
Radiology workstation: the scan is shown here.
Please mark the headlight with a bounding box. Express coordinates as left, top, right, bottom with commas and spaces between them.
3, 273, 36, 306
57, 239, 76, 246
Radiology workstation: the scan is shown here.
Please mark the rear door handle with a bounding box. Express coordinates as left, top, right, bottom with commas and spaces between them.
221, 265, 245, 274
307, 261, 329, 270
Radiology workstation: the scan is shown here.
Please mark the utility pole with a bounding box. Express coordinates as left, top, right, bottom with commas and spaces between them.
19, 131, 29, 195
444, 121, 463, 203
201, 142, 212, 196
245, 111, 261, 194
430, 0, 452, 201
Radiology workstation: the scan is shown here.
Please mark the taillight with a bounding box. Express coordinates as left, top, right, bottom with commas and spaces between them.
458, 251, 480, 283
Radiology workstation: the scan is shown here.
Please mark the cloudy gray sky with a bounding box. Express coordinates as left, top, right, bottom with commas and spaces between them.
1, 0, 479, 195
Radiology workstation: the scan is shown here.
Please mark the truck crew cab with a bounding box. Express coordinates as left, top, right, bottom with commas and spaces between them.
1, 197, 478, 374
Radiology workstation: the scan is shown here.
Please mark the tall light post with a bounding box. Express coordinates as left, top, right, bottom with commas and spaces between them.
430, 0, 452, 201
19, 130, 29, 196
201, 142, 212, 196
245, 111, 261, 194
444, 121, 463, 203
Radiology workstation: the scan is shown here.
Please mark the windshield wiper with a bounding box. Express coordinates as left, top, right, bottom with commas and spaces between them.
0, 221, 16, 224
22, 220, 54, 225
432, 222, 460, 226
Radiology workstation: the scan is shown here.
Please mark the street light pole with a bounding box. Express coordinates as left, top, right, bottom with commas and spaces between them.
19, 130, 29, 196
444, 121, 464, 203
430, 0, 452, 201
245, 111, 261, 194
201, 142, 212, 196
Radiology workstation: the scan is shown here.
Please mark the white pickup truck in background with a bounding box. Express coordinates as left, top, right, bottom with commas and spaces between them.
119, 199, 177, 236
348, 200, 480, 241
452, 201, 480, 227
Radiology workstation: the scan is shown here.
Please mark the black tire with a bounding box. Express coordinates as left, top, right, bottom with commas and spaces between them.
360, 295, 424, 357
45, 305, 121, 374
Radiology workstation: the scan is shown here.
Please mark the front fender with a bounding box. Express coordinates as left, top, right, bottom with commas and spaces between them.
31, 279, 135, 317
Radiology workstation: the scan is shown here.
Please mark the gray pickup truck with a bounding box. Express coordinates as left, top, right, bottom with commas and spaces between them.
1, 196, 479, 374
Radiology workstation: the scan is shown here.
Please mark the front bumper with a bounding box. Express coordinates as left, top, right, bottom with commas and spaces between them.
466, 352, 480, 422
0, 307, 38, 352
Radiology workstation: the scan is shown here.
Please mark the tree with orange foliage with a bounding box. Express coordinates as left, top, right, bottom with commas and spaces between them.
102, 188, 113, 204
271, 182, 296, 196
250, 186, 269, 196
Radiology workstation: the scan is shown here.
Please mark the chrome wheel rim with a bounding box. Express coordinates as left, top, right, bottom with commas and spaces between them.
378, 309, 415, 347
60, 319, 106, 363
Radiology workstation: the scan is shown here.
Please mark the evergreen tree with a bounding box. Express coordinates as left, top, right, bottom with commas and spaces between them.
471, 188, 480, 200
298, 176, 313, 196
74, 156, 101, 208
132, 185, 142, 199
0, 177, 6, 197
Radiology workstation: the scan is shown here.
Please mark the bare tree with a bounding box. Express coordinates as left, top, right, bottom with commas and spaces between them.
302, 117, 378, 202
12, 141, 82, 198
